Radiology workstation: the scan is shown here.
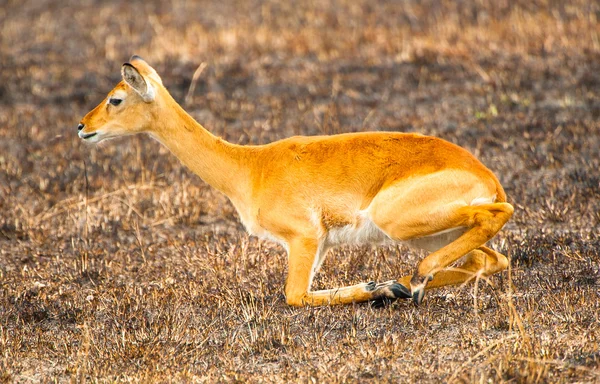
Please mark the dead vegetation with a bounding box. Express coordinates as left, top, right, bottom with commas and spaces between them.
1, 0, 599, 382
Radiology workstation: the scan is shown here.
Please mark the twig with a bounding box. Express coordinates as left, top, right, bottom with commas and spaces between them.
84, 160, 89, 243
185, 62, 208, 106
32, 184, 159, 225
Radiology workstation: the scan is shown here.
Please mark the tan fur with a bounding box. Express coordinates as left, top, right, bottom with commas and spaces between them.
79, 57, 514, 307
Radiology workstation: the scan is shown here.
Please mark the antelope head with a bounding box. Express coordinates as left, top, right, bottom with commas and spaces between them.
78, 55, 164, 143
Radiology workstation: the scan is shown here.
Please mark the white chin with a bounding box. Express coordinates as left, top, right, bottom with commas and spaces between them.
79, 131, 104, 143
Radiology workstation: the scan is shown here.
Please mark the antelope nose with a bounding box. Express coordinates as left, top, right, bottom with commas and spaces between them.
77, 123, 84, 131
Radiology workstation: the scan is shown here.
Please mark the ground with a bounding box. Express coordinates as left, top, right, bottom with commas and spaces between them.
1, 0, 599, 382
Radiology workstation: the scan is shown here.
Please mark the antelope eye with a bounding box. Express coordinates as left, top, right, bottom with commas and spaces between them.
109, 98, 122, 106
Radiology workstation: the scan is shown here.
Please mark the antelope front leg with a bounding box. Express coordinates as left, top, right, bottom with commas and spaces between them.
284, 237, 410, 306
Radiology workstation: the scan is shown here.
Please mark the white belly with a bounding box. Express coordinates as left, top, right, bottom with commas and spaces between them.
324, 212, 390, 247
237, 203, 466, 254
324, 215, 466, 253
404, 227, 467, 252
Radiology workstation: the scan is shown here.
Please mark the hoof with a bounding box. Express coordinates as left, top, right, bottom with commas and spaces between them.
411, 287, 426, 306
410, 274, 432, 306
369, 280, 411, 308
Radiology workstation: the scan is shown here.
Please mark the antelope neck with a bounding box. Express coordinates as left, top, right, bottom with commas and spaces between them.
150, 95, 252, 203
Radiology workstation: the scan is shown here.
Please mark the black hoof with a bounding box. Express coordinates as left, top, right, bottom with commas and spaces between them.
370, 297, 394, 308
369, 281, 411, 308
410, 274, 431, 306
389, 282, 412, 299
412, 288, 426, 306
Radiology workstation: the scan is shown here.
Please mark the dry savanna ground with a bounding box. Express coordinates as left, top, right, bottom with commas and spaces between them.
1, 0, 599, 382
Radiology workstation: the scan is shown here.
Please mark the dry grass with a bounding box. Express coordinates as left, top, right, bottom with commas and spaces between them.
1, 0, 599, 382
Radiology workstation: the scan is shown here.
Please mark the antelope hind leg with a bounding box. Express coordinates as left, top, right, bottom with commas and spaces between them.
409, 203, 513, 304
397, 245, 509, 292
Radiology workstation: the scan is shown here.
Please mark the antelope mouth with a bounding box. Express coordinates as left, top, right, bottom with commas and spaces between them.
79, 132, 98, 140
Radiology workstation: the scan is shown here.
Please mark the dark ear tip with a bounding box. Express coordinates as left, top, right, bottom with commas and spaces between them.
130, 55, 143, 62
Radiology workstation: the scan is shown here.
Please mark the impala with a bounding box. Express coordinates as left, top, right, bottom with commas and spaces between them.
78, 56, 513, 307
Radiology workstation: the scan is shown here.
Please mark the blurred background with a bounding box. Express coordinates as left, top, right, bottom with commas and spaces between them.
1, 0, 599, 381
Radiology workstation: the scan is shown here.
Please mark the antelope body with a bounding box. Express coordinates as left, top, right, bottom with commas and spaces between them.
78, 56, 514, 306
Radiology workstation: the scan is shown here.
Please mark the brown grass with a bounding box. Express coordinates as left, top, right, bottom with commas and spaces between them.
1, 0, 599, 382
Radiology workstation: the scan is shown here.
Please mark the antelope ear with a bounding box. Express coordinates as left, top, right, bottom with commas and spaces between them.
121, 63, 155, 102
129, 55, 163, 85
